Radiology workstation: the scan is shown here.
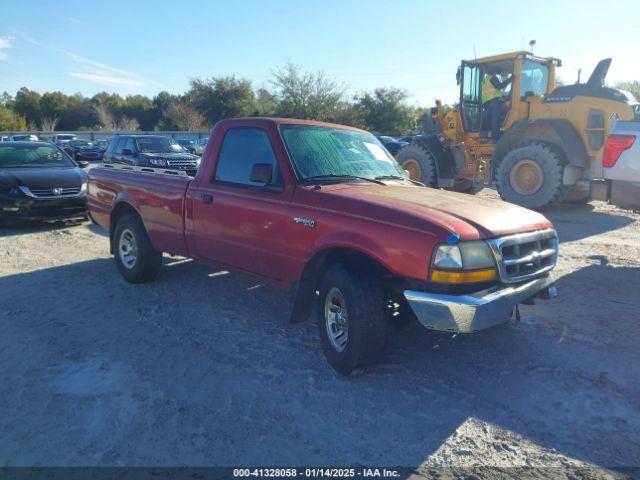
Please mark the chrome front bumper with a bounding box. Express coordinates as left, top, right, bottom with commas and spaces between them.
404, 276, 557, 333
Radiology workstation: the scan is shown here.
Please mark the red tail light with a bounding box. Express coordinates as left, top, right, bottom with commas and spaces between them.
603, 134, 636, 168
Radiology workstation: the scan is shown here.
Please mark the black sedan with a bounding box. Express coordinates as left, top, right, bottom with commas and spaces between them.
376, 135, 409, 157
0, 142, 88, 222
59, 139, 104, 162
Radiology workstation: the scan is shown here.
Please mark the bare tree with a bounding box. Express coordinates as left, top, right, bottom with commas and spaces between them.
164, 99, 205, 130
92, 100, 116, 130
40, 116, 60, 132
117, 116, 140, 131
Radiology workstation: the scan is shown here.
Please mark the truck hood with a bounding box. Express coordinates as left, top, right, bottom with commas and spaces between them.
315, 184, 553, 239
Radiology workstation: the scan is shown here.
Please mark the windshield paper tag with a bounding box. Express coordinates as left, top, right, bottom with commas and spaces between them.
364, 142, 392, 162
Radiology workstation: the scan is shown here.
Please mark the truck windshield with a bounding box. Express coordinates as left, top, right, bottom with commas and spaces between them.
136, 137, 184, 153
280, 125, 406, 183
0, 145, 75, 168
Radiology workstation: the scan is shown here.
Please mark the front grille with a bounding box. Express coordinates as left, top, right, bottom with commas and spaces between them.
167, 158, 198, 169
27, 186, 82, 198
488, 229, 558, 283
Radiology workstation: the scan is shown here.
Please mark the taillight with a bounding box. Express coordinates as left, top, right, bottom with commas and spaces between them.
603, 134, 636, 168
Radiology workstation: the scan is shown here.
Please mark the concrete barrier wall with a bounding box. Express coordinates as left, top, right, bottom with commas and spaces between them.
0, 130, 211, 142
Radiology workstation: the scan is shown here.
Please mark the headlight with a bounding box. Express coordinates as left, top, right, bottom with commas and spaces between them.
149, 158, 168, 167
458, 241, 495, 269
433, 245, 463, 269
430, 240, 497, 284
80, 181, 87, 195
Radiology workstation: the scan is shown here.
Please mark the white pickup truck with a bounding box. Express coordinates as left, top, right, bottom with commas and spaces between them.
603, 121, 640, 210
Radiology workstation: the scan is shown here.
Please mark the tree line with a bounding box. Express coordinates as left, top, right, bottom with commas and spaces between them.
2, 64, 637, 136
0, 63, 428, 136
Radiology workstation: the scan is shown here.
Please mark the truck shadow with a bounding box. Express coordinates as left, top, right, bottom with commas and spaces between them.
0, 257, 638, 473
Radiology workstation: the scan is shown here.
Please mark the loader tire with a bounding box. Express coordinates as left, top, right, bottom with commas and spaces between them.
496, 142, 564, 210
396, 143, 437, 187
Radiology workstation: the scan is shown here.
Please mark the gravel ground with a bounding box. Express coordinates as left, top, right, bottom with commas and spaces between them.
0, 197, 639, 478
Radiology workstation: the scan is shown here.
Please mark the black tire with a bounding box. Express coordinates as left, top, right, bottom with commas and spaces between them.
396, 143, 438, 187
316, 264, 387, 375
495, 142, 564, 209
112, 213, 162, 283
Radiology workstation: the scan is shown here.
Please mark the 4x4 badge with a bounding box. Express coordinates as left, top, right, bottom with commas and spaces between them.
293, 217, 315, 228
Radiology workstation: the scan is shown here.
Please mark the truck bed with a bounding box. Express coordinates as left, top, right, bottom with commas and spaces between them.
88, 165, 192, 255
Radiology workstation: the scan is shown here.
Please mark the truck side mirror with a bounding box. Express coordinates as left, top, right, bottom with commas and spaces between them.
250, 163, 273, 185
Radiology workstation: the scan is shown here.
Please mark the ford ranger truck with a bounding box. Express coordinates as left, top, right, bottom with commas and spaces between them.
88, 118, 559, 375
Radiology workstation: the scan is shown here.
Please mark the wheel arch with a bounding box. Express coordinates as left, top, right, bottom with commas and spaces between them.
109, 201, 141, 254
289, 246, 391, 324
494, 119, 589, 178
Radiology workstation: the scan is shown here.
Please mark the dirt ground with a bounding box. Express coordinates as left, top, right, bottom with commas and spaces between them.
0, 197, 639, 478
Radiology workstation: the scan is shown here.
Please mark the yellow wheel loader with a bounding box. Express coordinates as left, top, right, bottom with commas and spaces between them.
396, 51, 639, 209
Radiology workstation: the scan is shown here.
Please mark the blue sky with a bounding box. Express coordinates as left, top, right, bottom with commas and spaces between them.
1, 0, 638, 105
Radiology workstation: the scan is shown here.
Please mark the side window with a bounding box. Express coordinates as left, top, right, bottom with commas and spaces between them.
106, 137, 117, 154
214, 128, 280, 187
123, 137, 136, 153
113, 137, 125, 155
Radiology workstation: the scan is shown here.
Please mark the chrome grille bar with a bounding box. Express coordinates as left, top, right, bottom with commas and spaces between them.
487, 229, 559, 284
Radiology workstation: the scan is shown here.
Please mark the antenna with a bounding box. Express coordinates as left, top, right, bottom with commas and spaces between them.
473, 44, 477, 61
529, 39, 536, 54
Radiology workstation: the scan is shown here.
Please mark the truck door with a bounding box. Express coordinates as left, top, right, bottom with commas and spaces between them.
189, 127, 296, 281
460, 61, 483, 132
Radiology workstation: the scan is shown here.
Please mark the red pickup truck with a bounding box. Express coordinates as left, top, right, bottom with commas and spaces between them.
88, 118, 558, 374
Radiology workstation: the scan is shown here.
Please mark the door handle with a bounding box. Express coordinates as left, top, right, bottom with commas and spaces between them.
202, 194, 214, 204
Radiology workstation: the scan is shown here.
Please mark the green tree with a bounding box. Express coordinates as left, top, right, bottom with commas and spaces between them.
355, 87, 414, 136
271, 63, 343, 121
188, 76, 256, 125
121, 95, 156, 130
0, 105, 27, 131
13, 88, 41, 126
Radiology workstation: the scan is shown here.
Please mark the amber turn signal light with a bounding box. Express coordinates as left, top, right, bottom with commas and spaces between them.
430, 268, 497, 284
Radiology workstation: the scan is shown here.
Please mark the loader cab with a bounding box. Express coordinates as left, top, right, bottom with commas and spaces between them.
456, 52, 557, 136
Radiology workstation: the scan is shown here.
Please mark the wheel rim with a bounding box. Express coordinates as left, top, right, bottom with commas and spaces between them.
402, 159, 422, 181
510, 159, 544, 195
324, 287, 349, 352
118, 228, 138, 269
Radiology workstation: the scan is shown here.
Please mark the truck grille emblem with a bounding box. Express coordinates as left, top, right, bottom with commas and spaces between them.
52, 187, 63, 195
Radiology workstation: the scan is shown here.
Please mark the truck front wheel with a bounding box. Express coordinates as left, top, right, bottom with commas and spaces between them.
495, 142, 564, 209
113, 213, 162, 283
317, 265, 387, 375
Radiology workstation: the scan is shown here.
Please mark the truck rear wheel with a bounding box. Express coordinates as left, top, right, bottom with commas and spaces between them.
396, 144, 437, 187
113, 213, 162, 283
317, 265, 387, 375
495, 142, 564, 209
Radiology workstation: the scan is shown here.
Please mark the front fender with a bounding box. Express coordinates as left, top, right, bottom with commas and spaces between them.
495, 119, 589, 172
